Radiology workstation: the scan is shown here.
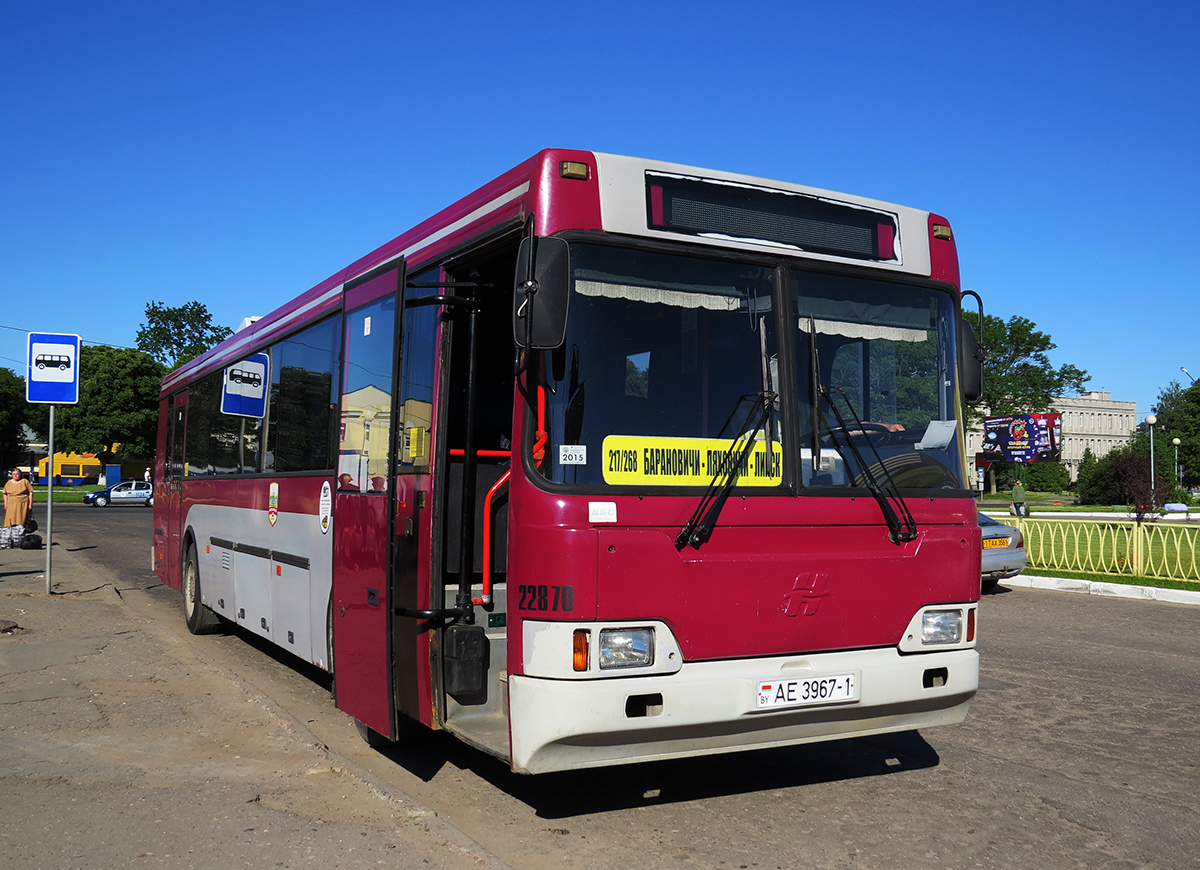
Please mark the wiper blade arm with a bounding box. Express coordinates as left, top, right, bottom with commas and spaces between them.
820, 387, 918, 544
676, 391, 775, 550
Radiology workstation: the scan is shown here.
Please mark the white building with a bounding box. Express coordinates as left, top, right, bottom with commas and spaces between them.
966, 391, 1137, 482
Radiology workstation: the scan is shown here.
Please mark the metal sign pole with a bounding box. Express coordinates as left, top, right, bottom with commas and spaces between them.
25, 332, 79, 596
45, 404, 54, 595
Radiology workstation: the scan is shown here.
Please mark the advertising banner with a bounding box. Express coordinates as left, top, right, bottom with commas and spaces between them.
982, 413, 1062, 463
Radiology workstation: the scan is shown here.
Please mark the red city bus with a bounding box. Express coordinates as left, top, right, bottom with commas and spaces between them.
153, 149, 985, 774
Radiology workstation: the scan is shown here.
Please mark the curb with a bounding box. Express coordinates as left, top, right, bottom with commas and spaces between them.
1002, 573, 1200, 607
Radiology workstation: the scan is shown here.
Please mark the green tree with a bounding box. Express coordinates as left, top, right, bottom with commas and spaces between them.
1025, 460, 1070, 492
0, 367, 31, 469
1074, 434, 1172, 513
136, 300, 233, 369
1147, 380, 1200, 488
963, 313, 1089, 425
1074, 447, 1103, 504
27, 346, 165, 461
988, 459, 1069, 493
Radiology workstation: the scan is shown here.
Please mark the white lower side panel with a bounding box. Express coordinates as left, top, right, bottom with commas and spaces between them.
508, 646, 978, 774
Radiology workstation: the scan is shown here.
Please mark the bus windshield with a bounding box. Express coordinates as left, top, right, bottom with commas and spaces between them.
535, 242, 965, 492
538, 243, 780, 488
793, 269, 965, 491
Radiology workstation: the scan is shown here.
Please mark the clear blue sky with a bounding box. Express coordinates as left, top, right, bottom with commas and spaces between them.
3, 1, 1195, 422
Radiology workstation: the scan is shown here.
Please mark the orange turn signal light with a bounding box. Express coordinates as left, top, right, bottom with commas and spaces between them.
560, 161, 589, 180
573, 629, 590, 671
966, 608, 976, 643
931, 224, 953, 240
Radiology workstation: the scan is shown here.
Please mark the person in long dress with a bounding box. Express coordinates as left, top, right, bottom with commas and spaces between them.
4, 468, 34, 529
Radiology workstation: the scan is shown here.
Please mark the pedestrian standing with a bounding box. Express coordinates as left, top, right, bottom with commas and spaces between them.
1011, 479, 1027, 517
144, 467, 152, 483
4, 468, 34, 532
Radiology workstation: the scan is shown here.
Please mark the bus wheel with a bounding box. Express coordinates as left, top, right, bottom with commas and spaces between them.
354, 719, 395, 748
326, 597, 336, 701
183, 544, 221, 634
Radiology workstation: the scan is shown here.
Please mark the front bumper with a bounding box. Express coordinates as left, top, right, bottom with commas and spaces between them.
508, 645, 978, 774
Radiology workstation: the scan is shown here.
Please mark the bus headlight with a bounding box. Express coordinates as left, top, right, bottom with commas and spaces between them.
921, 609, 964, 645
599, 628, 655, 669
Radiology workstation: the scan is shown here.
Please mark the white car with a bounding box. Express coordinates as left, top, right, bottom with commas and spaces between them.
83, 480, 154, 507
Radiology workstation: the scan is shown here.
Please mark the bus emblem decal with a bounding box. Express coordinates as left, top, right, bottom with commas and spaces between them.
784, 572, 831, 617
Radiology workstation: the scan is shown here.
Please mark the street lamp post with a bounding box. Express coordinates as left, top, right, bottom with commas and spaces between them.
1146, 414, 1157, 503
1182, 367, 1196, 385
1173, 437, 1182, 487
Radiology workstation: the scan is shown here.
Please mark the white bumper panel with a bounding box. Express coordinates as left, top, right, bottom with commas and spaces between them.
509, 646, 978, 774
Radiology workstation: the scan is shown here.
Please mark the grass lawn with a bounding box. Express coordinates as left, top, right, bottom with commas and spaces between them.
30, 485, 106, 504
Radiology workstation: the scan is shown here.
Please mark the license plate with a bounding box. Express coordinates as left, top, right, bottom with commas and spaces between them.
756, 673, 858, 710
982, 538, 1008, 549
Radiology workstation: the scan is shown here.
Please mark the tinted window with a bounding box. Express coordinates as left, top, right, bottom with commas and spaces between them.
266, 315, 339, 472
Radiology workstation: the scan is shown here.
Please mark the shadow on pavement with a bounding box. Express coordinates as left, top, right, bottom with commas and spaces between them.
377, 727, 940, 819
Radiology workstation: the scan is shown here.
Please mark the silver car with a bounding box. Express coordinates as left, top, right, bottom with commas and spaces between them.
979, 511, 1026, 592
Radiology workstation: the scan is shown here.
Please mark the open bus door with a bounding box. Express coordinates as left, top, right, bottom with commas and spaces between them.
163, 392, 188, 588
332, 265, 405, 741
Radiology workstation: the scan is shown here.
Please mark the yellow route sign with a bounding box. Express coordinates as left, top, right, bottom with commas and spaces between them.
601, 435, 783, 486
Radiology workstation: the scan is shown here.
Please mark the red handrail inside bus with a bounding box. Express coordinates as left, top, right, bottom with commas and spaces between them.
533, 385, 547, 467
474, 468, 511, 607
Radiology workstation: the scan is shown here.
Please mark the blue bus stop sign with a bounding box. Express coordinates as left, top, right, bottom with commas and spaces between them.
26, 332, 81, 405
221, 353, 270, 418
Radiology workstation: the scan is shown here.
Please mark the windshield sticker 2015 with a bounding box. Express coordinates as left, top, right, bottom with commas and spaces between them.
602, 435, 782, 486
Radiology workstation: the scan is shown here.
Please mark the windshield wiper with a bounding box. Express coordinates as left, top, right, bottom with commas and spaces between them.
675, 391, 776, 550
818, 386, 919, 544
805, 316, 822, 475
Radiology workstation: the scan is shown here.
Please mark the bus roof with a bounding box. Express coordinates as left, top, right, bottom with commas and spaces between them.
164, 149, 954, 393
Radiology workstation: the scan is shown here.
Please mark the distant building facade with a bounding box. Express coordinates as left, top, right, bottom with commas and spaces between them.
966, 391, 1137, 483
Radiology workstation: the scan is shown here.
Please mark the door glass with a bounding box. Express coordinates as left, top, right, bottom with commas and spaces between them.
169, 395, 187, 482
396, 267, 441, 470
339, 289, 398, 493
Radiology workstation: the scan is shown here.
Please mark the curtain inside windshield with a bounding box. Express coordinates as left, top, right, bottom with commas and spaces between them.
538, 245, 780, 487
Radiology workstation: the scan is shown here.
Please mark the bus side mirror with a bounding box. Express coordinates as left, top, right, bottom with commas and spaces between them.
513, 236, 570, 350
958, 313, 984, 403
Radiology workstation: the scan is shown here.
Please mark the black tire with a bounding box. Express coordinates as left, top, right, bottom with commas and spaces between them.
95, 495, 108, 507
183, 544, 221, 634
326, 596, 336, 701
354, 719, 395, 748
145, 496, 154, 507
982, 577, 1000, 594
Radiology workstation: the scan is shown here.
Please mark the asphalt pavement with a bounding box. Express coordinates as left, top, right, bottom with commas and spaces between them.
6, 506, 1199, 869
0, 520, 508, 870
